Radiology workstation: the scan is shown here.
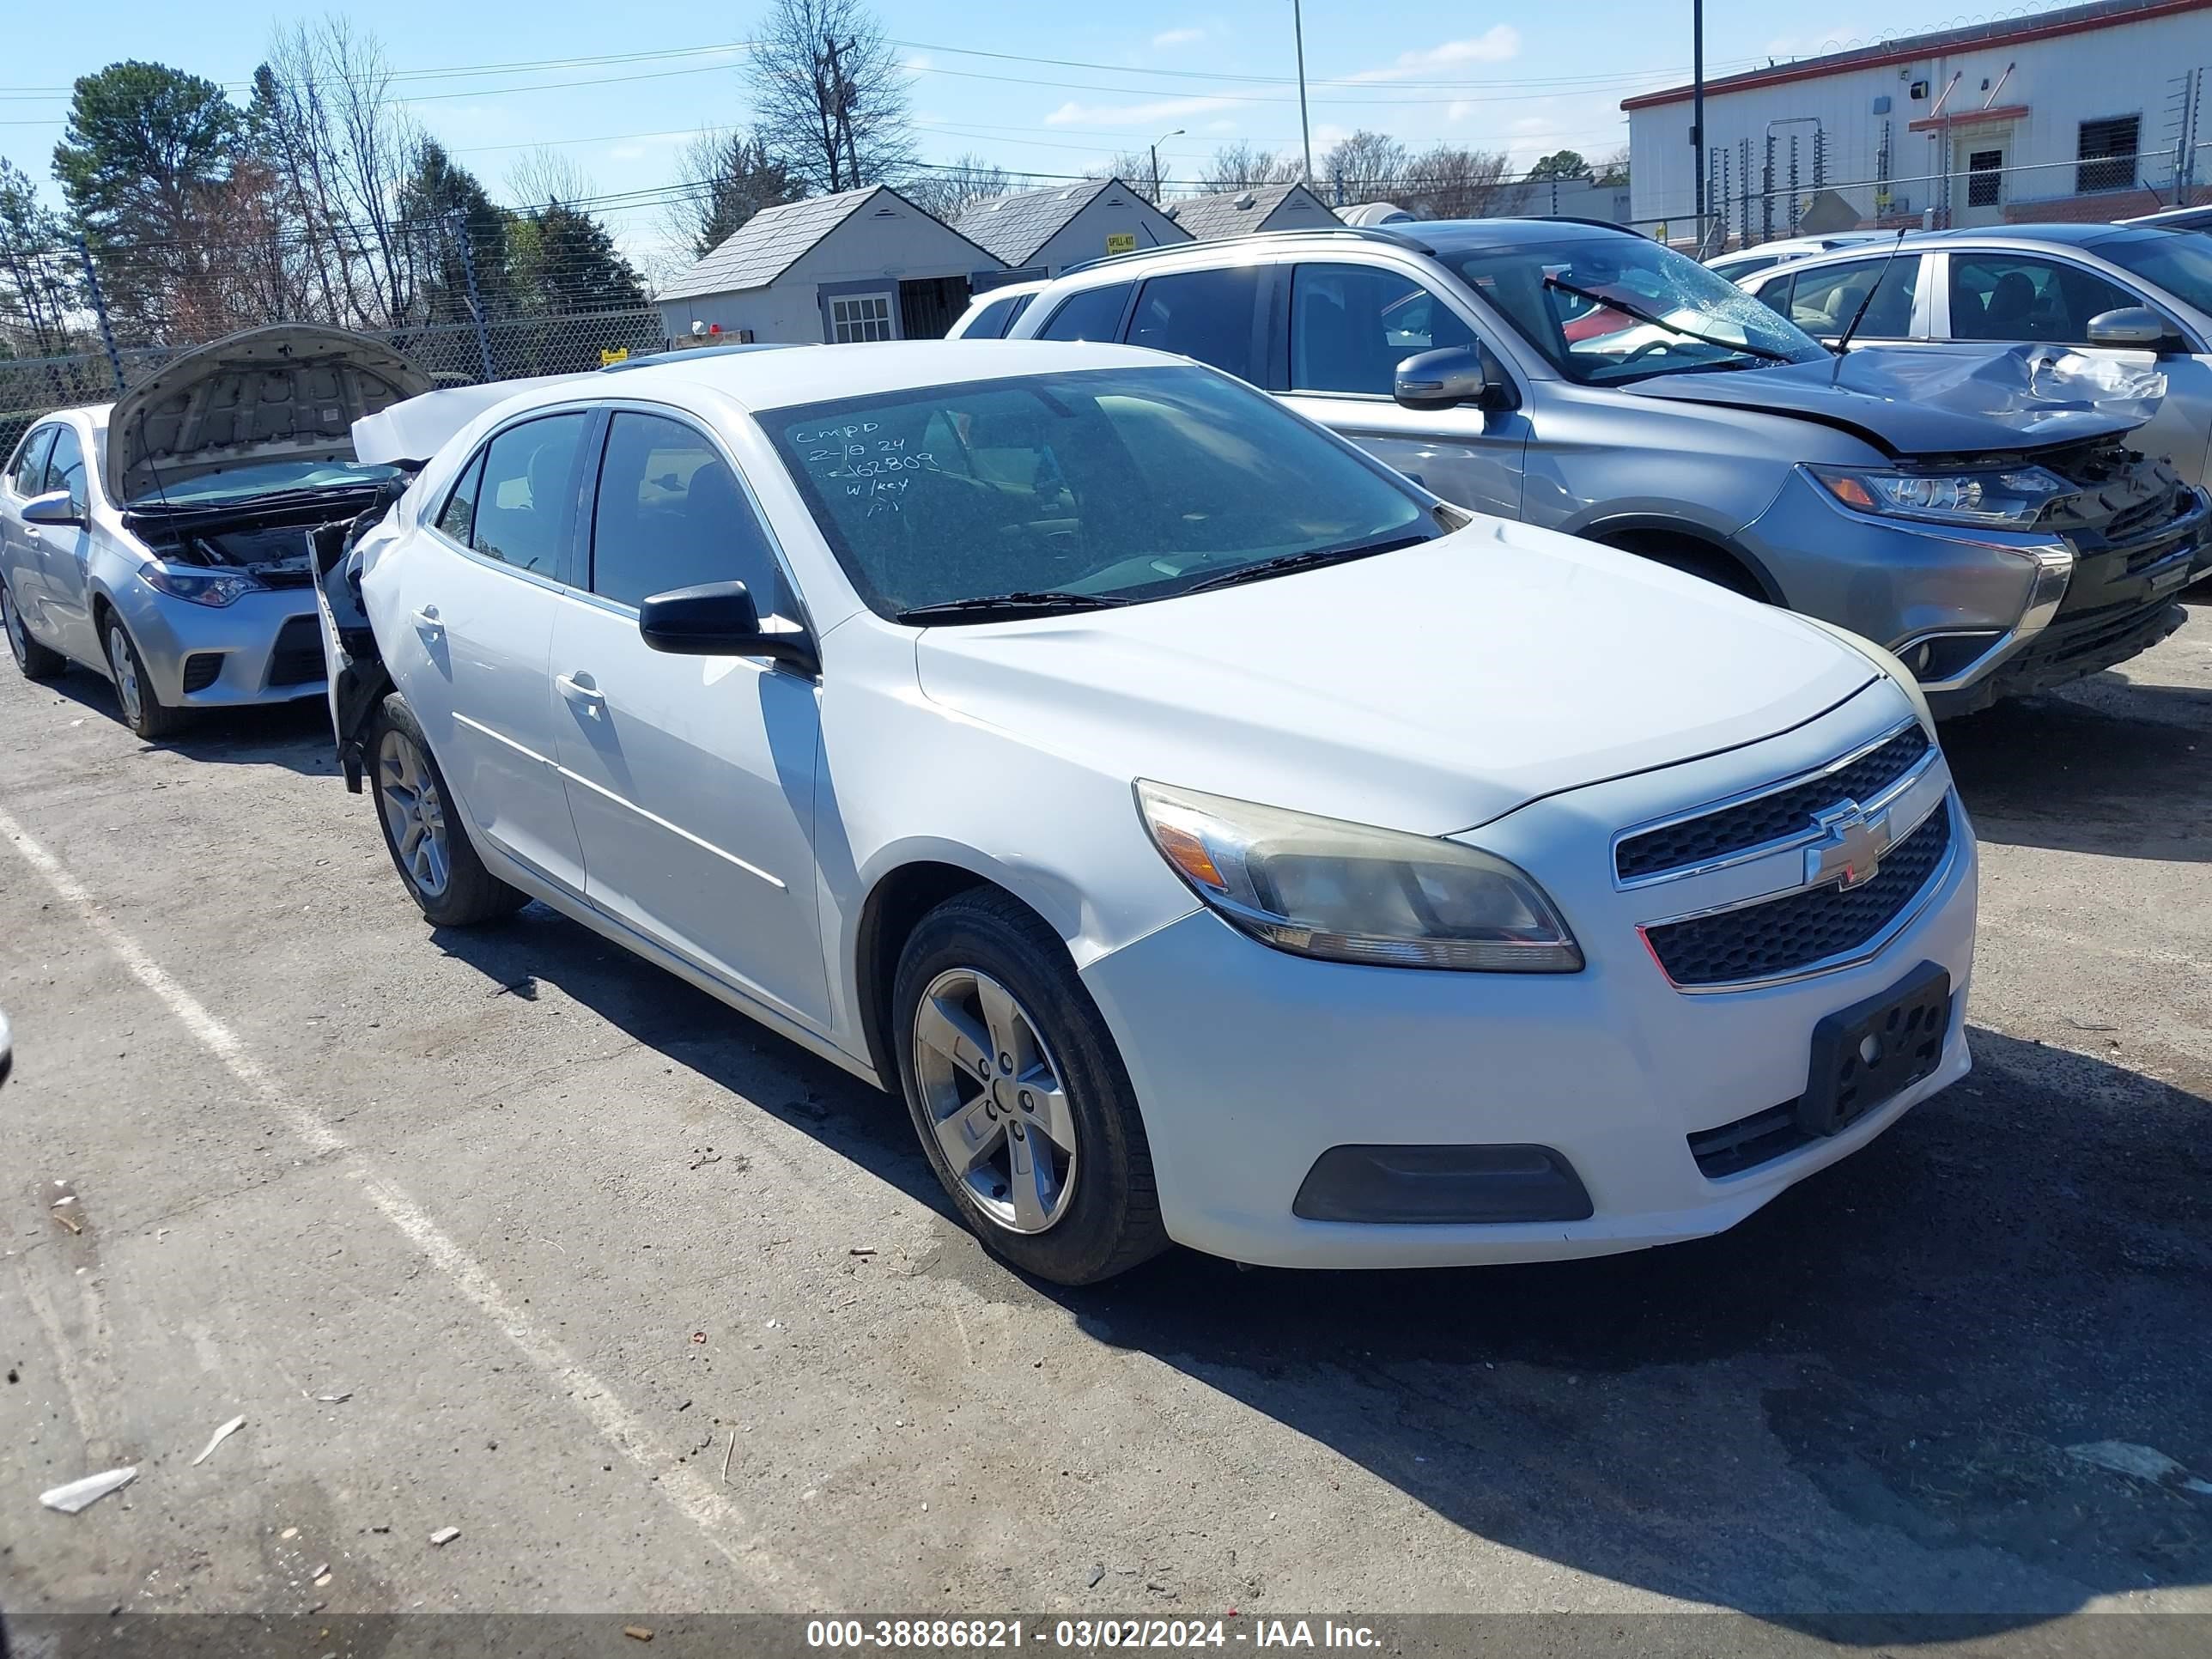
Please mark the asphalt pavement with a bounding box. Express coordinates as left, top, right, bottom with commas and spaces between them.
2, 599, 2207, 1654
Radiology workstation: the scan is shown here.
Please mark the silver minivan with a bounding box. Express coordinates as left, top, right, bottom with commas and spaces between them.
1006, 220, 2210, 716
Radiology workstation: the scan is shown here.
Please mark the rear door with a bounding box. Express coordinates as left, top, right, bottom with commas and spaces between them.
391, 410, 592, 896
1, 425, 58, 640
549, 407, 829, 1026
1277, 259, 1528, 517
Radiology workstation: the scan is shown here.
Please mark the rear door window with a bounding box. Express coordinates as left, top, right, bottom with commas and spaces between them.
1037, 283, 1133, 342
588, 411, 784, 610
961, 293, 1029, 338
1948, 254, 2134, 343
1784, 256, 1920, 337
1126, 267, 1263, 382
1291, 263, 1476, 395
467, 413, 591, 578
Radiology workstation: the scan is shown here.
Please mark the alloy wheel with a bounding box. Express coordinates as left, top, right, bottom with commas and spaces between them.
912, 967, 1079, 1234
106, 624, 143, 727
377, 727, 453, 899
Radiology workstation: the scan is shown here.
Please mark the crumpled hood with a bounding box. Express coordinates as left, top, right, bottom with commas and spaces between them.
914, 522, 1879, 836
107, 324, 433, 505
1626, 343, 2154, 459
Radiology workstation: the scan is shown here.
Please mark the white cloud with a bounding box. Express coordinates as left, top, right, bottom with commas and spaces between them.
1152, 26, 1204, 48
1043, 94, 1239, 127
1343, 26, 1520, 83
1205, 118, 1237, 132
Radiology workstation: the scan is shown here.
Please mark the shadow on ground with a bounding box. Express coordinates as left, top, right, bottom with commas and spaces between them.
32, 667, 337, 777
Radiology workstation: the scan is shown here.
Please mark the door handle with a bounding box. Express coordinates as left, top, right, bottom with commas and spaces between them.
411, 605, 443, 639
556, 672, 605, 717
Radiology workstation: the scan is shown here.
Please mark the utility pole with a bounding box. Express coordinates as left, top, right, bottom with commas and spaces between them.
1691, 0, 1705, 247
1291, 0, 1314, 185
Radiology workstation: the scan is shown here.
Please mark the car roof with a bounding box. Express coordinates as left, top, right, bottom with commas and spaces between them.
564, 337, 1179, 412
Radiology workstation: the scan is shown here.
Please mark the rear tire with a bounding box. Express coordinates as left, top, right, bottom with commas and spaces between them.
103, 615, 188, 738
893, 887, 1168, 1285
2, 581, 66, 682
368, 692, 528, 927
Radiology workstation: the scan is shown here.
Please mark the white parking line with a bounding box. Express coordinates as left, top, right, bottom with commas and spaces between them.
0, 802, 821, 1607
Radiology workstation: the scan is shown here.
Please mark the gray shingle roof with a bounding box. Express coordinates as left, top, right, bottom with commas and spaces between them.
953, 178, 1125, 266
659, 188, 880, 302
1164, 182, 1337, 241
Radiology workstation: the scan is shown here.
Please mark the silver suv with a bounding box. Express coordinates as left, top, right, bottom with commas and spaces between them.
1006, 221, 2211, 716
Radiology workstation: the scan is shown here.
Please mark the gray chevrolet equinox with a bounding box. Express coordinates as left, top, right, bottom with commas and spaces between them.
1005, 220, 2211, 716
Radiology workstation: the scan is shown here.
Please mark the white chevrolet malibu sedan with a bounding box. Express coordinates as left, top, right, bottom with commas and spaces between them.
319, 340, 1976, 1285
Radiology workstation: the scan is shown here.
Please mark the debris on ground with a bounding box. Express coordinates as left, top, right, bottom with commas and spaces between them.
623, 1628, 654, 1643
690, 1332, 707, 1345
428, 1526, 461, 1546
848, 1247, 876, 1257
2067, 1440, 2212, 1492
689, 1149, 723, 1170
722, 1431, 736, 1485
314, 1391, 352, 1403
1087, 1565, 1106, 1588
191, 1415, 246, 1467
50, 1195, 82, 1234
40, 1468, 137, 1513
2063, 1017, 2119, 1032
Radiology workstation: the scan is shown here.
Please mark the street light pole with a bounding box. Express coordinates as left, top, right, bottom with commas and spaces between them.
1292, 0, 1314, 185
1151, 127, 1185, 204
1691, 0, 1706, 247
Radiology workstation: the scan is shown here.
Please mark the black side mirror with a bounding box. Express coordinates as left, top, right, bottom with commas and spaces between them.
2084, 306, 2169, 349
638, 580, 818, 674
1395, 346, 1490, 410
21, 489, 83, 528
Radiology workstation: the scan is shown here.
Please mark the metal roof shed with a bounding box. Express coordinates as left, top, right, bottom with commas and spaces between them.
1164, 182, 1339, 240
954, 178, 1191, 279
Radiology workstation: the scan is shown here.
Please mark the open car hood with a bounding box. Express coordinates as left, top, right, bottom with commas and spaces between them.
1626, 344, 2157, 460
106, 325, 434, 506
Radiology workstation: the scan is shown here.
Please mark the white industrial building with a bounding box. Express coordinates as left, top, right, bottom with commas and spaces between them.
655, 185, 1006, 344
1625, 0, 2212, 246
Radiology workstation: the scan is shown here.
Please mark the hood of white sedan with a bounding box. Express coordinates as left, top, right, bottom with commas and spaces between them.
913, 522, 1879, 836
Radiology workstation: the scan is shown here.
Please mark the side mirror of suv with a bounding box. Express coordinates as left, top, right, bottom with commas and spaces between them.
2085, 307, 2170, 349
638, 580, 818, 674
1395, 346, 1490, 411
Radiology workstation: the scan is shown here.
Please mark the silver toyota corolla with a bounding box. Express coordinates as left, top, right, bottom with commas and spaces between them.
0, 325, 428, 738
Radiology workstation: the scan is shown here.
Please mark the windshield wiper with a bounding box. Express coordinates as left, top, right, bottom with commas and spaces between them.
1182, 533, 1431, 595
894, 590, 1137, 623
1542, 276, 1798, 365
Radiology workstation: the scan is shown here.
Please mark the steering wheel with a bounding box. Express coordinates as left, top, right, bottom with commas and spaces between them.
1620, 339, 1674, 367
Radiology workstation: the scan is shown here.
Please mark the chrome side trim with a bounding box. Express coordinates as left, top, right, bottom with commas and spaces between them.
1890, 542, 2074, 694
452, 710, 787, 891
1638, 794, 1960, 995
1611, 714, 1924, 890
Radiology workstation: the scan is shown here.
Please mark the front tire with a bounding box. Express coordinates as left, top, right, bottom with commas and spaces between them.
104, 616, 187, 738
3, 581, 66, 682
894, 888, 1168, 1285
368, 692, 527, 927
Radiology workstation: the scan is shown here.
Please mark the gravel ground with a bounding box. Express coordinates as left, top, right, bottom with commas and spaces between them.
1, 598, 2207, 1653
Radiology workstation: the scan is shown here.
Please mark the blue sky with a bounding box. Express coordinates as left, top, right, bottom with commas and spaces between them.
0, 0, 2036, 266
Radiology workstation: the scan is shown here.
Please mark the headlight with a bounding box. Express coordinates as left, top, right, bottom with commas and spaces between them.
140, 562, 264, 608
1136, 781, 1583, 972
1808, 464, 2067, 529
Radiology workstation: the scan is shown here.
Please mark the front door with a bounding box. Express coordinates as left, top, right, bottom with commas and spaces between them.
1954, 138, 2006, 228
550, 409, 828, 1026
394, 410, 593, 896
1277, 261, 1528, 518
34, 423, 99, 662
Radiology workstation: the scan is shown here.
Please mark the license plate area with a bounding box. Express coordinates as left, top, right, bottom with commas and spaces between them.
1799, 960, 1952, 1137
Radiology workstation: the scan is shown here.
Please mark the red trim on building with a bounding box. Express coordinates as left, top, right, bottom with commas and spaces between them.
1908, 102, 2030, 131
1620, 0, 2212, 111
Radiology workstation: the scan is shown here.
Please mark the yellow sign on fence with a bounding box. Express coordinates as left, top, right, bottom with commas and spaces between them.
1104, 232, 1137, 255
600, 347, 629, 367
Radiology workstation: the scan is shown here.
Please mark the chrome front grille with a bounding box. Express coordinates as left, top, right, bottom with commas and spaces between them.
1642, 802, 1954, 988
1613, 724, 1930, 884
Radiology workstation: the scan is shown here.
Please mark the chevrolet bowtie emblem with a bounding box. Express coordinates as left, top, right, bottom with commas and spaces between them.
1805, 802, 1890, 890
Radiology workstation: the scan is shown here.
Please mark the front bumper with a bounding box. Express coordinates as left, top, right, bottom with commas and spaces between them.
110, 580, 326, 708
1079, 697, 1978, 1271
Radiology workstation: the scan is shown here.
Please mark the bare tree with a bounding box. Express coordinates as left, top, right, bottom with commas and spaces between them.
1319, 131, 1410, 202
506, 147, 597, 211
661, 129, 805, 262
1106, 152, 1157, 201
899, 153, 1011, 222
1401, 144, 1524, 220
1595, 146, 1631, 186
1198, 143, 1304, 192
749, 0, 916, 193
